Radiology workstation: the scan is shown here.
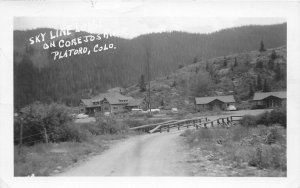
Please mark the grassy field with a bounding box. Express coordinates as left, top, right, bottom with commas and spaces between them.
14, 132, 138, 176
180, 123, 286, 176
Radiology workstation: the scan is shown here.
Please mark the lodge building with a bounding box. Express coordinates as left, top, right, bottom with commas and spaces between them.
79, 92, 145, 115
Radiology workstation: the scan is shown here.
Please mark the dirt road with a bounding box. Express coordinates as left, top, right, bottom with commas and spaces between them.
58, 130, 189, 176
59, 109, 270, 176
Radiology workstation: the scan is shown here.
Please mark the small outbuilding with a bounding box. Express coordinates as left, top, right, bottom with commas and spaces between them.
252, 91, 286, 108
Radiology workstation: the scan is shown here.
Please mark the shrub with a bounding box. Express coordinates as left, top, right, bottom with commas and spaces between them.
240, 107, 286, 128
231, 126, 251, 141
180, 129, 193, 137
239, 115, 257, 127
62, 123, 92, 142
268, 107, 286, 128
94, 117, 129, 135
124, 118, 143, 128
256, 112, 270, 125
15, 102, 73, 145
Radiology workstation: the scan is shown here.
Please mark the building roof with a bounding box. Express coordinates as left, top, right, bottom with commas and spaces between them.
195, 95, 235, 105
127, 99, 144, 107
80, 99, 93, 107
92, 92, 133, 104
81, 92, 136, 107
253, 91, 286, 101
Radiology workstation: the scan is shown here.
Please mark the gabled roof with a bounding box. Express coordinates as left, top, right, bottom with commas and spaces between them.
253, 91, 286, 101
81, 92, 144, 107
80, 99, 93, 107
90, 92, 134, 105
127, 99, 144, 107
195, 95, 235, 105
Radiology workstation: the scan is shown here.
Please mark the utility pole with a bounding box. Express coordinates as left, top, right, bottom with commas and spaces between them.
147, 50, 151, 113
145, 37, 151, 113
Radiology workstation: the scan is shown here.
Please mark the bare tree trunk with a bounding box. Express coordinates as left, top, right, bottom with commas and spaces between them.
42, 125, 49, 144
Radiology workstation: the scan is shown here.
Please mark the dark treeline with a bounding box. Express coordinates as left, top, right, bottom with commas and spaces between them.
14, 23, 287, 109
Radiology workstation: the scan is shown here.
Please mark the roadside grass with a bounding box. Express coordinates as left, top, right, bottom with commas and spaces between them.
180, 124, 286, 176
14, 122, 138, 176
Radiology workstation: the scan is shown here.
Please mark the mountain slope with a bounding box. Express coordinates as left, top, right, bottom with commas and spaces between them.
126, 46, 286, 110
13, 23, 286, 109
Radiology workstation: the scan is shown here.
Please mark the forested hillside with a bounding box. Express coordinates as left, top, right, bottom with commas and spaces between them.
14, 23, 286, 109
127, 46, 286, 110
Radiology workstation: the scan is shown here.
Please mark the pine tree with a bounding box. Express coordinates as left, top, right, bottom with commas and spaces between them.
256, 60, 263, 69
234, 57, 238, 67
268, 59, 275, 70
172, 80, 176, 87
193, 57, 198, 64
275, 63, 282, 81
259, 40, 266, 52
263, 79, 271, 92
257, 75, 262, 91
160, 98, 165, 106
249, 83, 255, 98
270, 50, 277, 60
223, 57, 227, 67
139, 74, 146, 92
205, 62, 209, 71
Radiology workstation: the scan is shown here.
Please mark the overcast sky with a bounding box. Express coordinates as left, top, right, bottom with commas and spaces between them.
14, 17, 285, 39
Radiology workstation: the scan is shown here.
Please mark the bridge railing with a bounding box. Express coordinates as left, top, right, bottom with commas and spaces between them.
129, 117, 208, 133
129, 115, 243, 133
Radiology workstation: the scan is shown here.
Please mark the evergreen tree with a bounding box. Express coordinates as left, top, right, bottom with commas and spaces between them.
193, 57, 198, 64
253, 80, 257, 91
275, 63, 282, 81
139, 74, 146, 92
259, 40, 266, 52
205, 62, 209, 71
257, 75, 263, 91
160, 98, 165, 106
268, 58, 275, 70
249, 83, 255, 98
223, 57, 227, 67
234, 57, 238, 67
270, 50, 277, 60
263, 79, 271, 92
172, 80, 176, 87
256, 60, 263, 69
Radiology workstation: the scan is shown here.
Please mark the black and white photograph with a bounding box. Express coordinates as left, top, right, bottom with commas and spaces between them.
0, 1, 300, 188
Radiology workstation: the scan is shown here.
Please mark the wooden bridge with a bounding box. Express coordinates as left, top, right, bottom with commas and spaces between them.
129, 116, 242, 133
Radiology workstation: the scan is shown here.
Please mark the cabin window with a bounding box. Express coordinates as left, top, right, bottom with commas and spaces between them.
113, 106, 118, 110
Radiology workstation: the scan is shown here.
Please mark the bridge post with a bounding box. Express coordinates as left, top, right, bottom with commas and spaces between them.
160, 127, 162, 133
196, 124, 198, 129
230, 116, 233, 121
167, 125, 170, 132
187, 123, 189, 128
204, 123, 207, 129
211, 121, 213, 127
193, 121, 196, 127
